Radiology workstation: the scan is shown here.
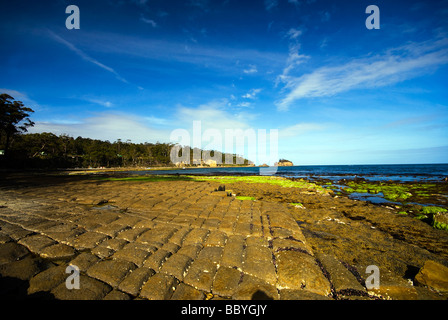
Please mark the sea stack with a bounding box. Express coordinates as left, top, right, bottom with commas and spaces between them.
274, 159, 294, 166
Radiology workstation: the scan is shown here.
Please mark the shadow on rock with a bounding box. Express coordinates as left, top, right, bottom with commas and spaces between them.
0, 276, 55, 300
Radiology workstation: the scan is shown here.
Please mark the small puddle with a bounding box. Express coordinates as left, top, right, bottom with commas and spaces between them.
348, 192, 400, 205
92, 204, 119, 210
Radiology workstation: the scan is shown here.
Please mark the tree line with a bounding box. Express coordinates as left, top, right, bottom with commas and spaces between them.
0, 93, 249, 169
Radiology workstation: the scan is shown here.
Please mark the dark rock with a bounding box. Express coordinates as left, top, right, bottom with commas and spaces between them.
0, 242, 30, 265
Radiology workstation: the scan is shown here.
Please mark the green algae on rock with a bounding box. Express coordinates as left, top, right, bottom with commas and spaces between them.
100, 175, 328, 193
235, 196, 256, 201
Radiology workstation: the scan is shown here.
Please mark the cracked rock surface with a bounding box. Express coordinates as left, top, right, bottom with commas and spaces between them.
0, 173, 447, 300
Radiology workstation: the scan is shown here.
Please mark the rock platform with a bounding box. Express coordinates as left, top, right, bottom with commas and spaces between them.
0, 174, 447, 300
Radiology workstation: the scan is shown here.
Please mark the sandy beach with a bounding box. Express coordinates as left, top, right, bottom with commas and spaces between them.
0, 171, 447, 300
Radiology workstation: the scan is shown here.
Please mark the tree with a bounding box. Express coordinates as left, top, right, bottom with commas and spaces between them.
0, 93, 34, 156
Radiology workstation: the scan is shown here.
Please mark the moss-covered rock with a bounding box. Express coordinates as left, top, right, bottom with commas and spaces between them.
421, 206, 447, 215
433, 212, 448, 231
235, 196, 255, 201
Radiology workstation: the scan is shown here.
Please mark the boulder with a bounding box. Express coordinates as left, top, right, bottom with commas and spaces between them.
415, 260, 448, 293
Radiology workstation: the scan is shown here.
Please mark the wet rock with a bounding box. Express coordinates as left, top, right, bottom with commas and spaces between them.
171, 283, 205, 300
275, 250, 331, 297
72, 231, 109, 250
415, 260, 448, 293
221, 235, 245, 269
279, 289, 333, 300
28, 265, 67, 294
160, 253, 193, 280
315, 253, 366, 293
212, 266, 242, 297
233, 273, 278, 300
183, 257, 218, 292
143, 249, 172, 270
86, 259, 136, 288
0, 242, 30, 265
0, 256, 43, 281
112, 243, 152, 267
18, 234, 56, 254
204, 230, 227, 247
118, 267, 155, 296
40, 243, 76, 260
0, 232, 12, 244
68, 252, 100, 272
243, 245, 276, 285
140, 273, 178, 300
103, 290, 131, 300
51, 275, 112, 300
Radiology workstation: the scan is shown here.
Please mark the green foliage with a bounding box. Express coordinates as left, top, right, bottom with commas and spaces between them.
0, 93, 34, 155
3, 133, 250, 169
4, 132, 177, 168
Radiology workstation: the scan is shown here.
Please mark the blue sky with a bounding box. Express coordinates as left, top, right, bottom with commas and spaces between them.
1, 0, 447, 165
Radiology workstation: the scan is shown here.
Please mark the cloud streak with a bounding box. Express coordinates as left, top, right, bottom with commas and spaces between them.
47, 30, 129, 84
140, 16, 157, 27
277, 37, 448, 111
29, 112, 169, 143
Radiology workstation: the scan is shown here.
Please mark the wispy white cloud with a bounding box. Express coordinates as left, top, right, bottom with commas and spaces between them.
287, 28, 302, 40
320, 11, 331, 22
277, 27, 310, 85
140, 16, 157, 27
175, 100, 253, 131
144, 116, 170, 126
29, 113, 170, 143
242, 88, 262, 99
0, 88, 43, 111
264, 0, 278, 11
130, 0, 149, 6
71, 31, 285, 76
277, 37, 448, 111
236, 102, 252, 108
188, 0, 210, 11
83, 97, 114, 108
381, 114, 440, 130
243, 64, 258, 74
279, 122, 326, 138
47, 30, 129, 84
28, 98, 259, 146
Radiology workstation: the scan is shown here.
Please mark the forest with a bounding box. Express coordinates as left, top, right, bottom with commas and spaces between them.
0, 93, 249, 169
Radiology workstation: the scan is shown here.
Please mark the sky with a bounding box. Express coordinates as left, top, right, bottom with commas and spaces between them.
1, 0, 448, 165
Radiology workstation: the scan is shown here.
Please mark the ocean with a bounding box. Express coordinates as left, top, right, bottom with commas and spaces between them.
131, 163, 448, 183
